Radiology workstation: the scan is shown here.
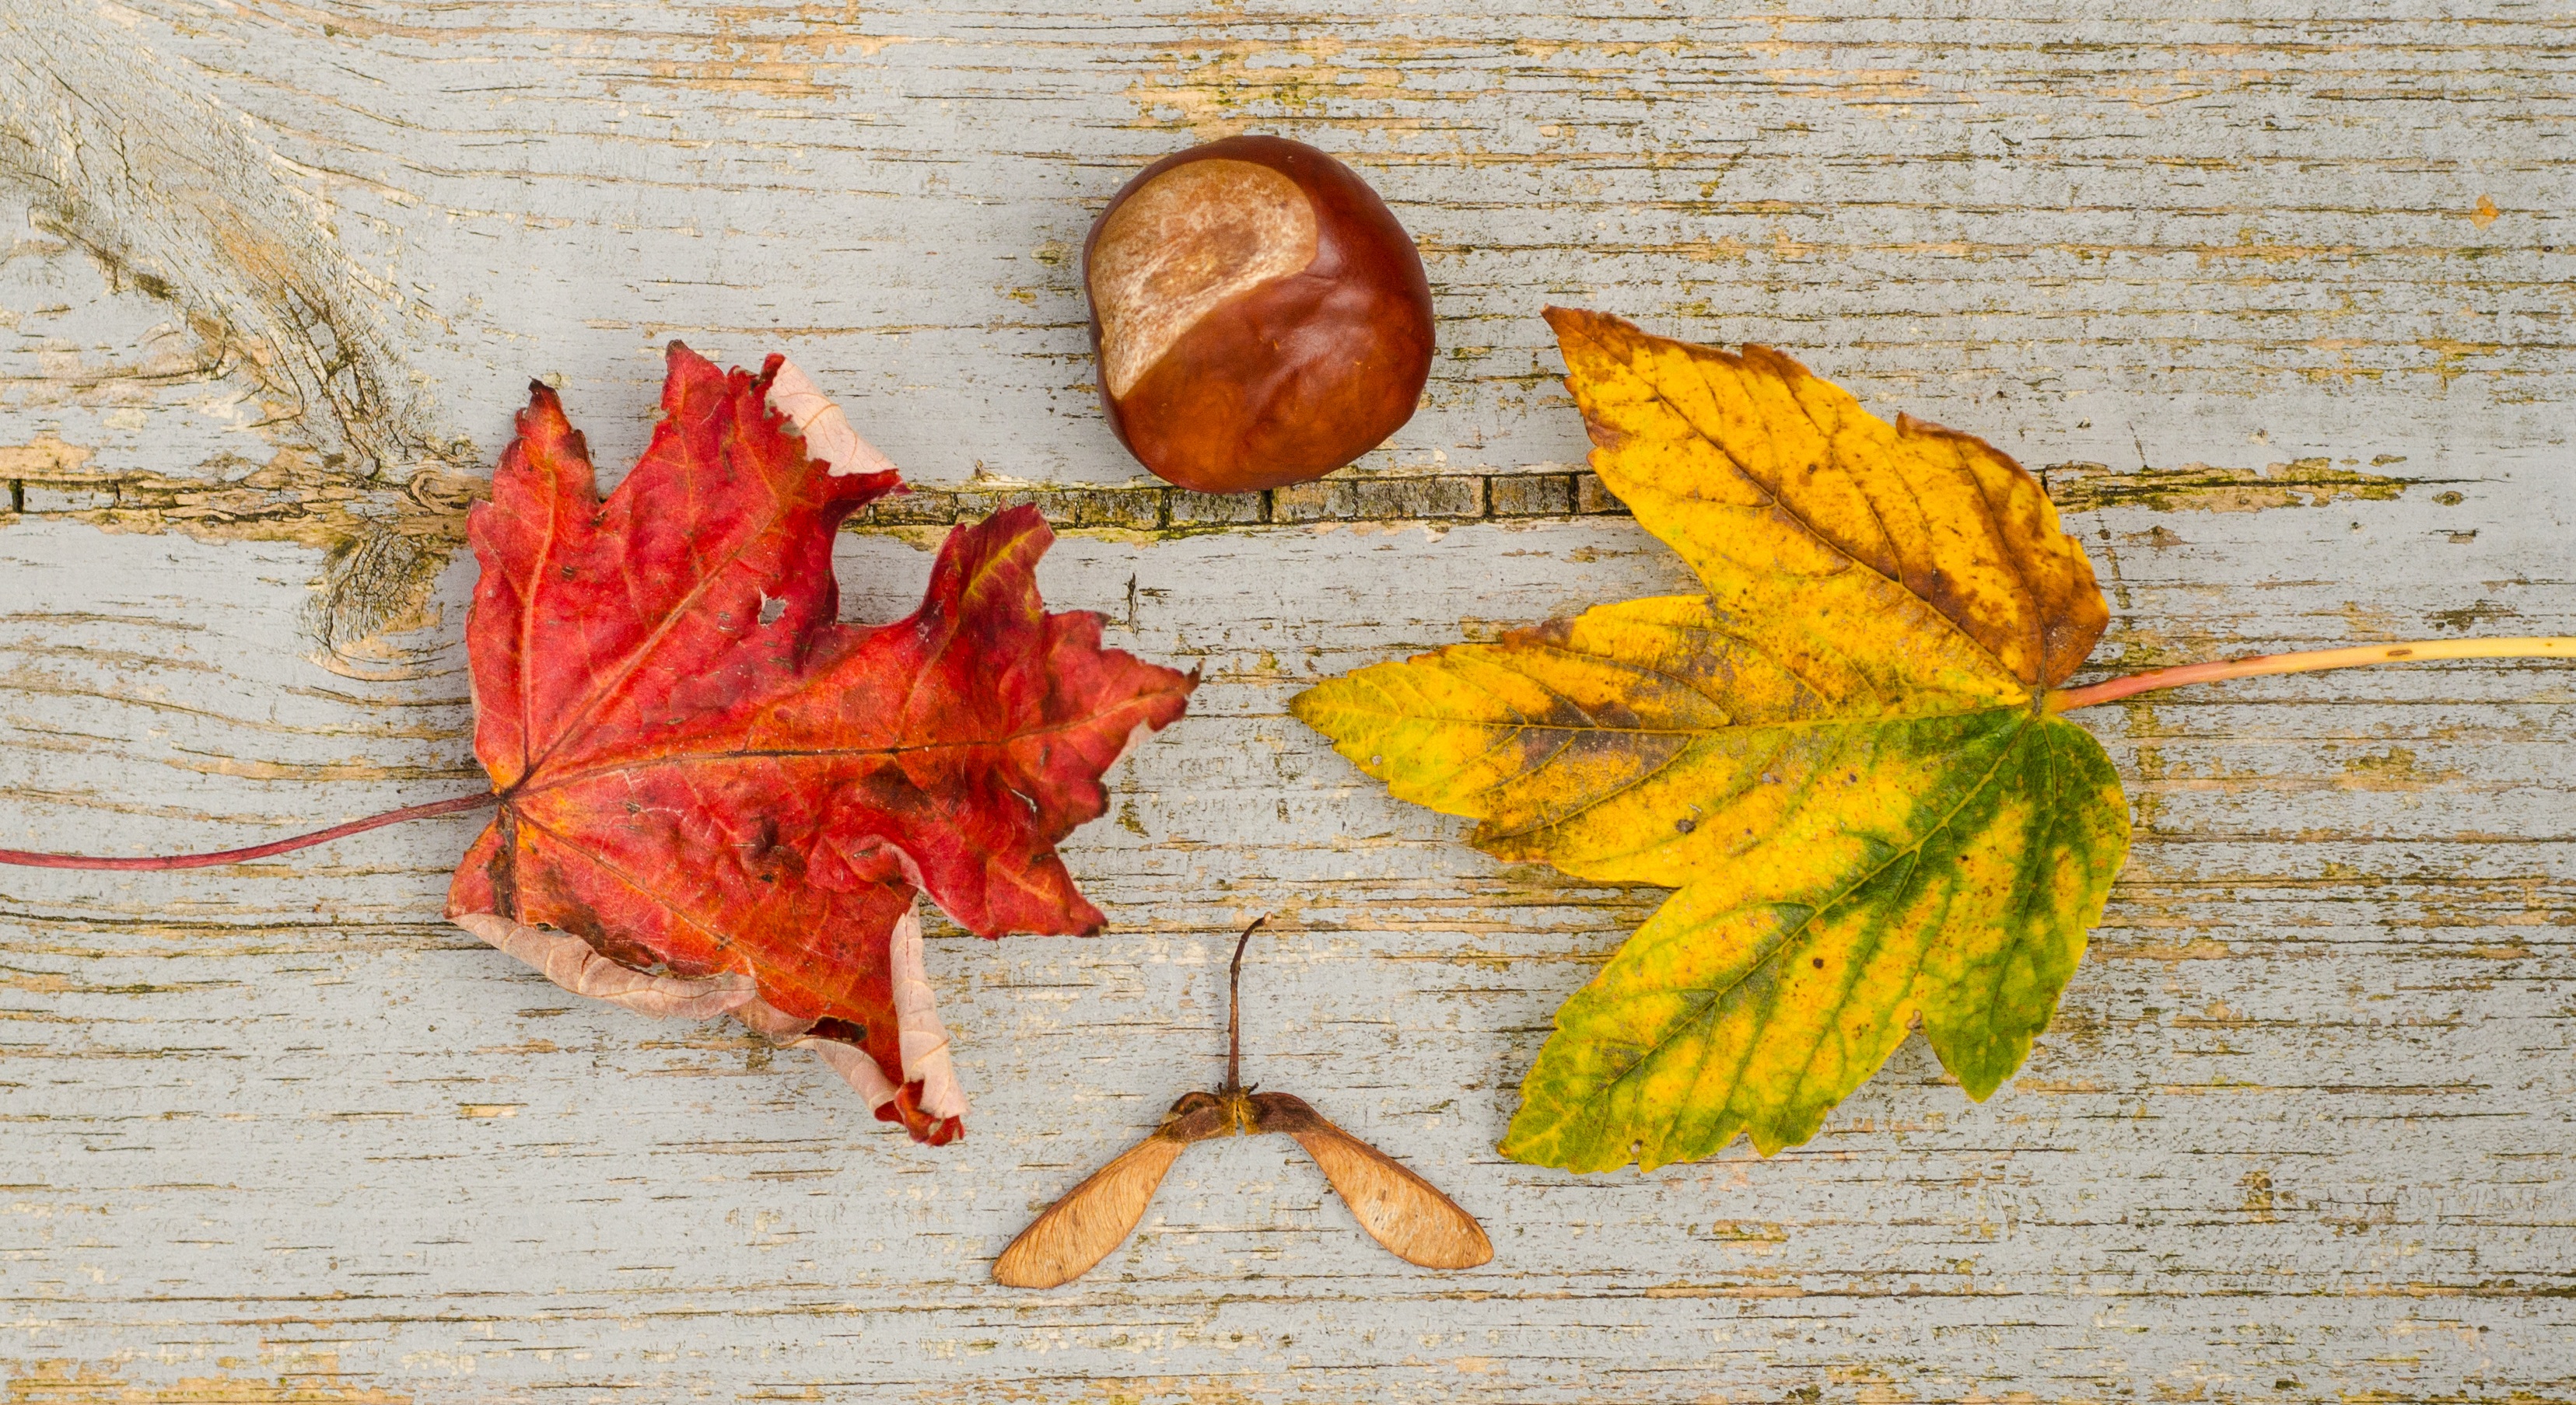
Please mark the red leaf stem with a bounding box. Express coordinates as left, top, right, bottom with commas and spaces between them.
0, 792, 499, 871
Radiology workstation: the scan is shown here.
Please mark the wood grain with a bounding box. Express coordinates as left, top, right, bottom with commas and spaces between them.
3, 2, 2571, 1400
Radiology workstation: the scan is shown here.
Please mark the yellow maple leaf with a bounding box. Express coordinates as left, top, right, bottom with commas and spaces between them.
1291, 307, 2133, 1172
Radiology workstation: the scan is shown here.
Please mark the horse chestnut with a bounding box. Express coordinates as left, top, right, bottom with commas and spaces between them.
1083, 136, 1435, 495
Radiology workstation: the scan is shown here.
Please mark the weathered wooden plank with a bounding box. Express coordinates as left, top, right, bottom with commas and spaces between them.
4, 0, 2573, 1399
5, 498, 2571, 1400
12, 2, 2572, 483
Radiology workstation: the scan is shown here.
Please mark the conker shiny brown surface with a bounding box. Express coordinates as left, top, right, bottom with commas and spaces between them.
1083, 135, 1435, 495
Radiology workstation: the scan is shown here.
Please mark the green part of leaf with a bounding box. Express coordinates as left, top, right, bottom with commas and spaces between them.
1499, 711, 2128, 1173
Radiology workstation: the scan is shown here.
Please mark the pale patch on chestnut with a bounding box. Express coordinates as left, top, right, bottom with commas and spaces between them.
1088, 158, 1318, 399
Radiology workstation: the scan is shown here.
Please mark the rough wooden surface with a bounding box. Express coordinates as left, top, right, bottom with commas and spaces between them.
3, 2, 2571, 1400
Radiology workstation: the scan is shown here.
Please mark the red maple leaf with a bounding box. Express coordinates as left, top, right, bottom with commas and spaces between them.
445, 344, 1194, 1145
